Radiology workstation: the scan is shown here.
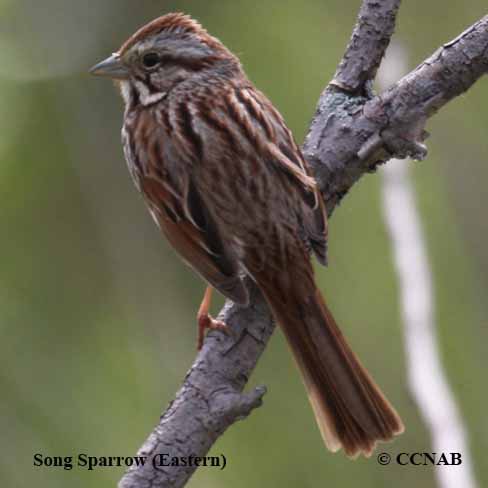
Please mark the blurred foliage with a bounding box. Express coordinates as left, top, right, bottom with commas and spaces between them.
0, 1, 487, 487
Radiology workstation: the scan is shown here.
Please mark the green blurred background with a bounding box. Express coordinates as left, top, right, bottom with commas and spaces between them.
1, 1, 487, 486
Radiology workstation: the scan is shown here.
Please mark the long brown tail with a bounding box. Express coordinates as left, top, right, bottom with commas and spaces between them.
257, 268, 404, 458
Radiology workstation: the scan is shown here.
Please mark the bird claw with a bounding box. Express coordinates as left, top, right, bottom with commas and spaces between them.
197, 313, 231, 350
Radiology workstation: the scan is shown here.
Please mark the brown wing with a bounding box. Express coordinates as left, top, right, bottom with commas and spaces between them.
234, 85, 328, 264
140, 174, 249, 305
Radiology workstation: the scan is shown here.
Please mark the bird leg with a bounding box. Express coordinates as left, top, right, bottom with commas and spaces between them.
196, 286, 230, 350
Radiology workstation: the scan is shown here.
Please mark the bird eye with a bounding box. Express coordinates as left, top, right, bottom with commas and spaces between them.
142, 52, 160, 69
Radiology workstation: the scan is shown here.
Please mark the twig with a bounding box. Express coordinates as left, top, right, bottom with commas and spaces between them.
331, 0, 402, 94
119, 5, 488, 488
379, 43, 478, 488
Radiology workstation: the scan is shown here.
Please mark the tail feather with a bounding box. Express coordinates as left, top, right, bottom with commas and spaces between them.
258, 272, 404, 457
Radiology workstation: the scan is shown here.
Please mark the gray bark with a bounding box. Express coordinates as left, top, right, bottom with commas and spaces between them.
119, 4, 488, 487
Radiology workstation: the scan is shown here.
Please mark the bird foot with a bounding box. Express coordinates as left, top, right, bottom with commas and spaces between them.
197, 313, 230, 350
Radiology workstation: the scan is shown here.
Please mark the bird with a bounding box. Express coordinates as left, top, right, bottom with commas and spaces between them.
90, 12, 404, 457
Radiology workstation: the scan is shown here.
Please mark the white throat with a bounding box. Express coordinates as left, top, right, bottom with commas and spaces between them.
120, 80, 167, 107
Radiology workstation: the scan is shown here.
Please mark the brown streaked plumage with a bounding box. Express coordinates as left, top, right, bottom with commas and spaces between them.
90, 12, 404, 458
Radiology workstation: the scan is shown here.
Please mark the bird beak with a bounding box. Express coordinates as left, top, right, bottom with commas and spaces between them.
89, 54, 129, 80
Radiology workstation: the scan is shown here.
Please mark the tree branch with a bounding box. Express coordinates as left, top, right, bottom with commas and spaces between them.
331, 0, 401, 94
118, 6, 488, 488
378, 44, 479, 488
304, 14, 488, 213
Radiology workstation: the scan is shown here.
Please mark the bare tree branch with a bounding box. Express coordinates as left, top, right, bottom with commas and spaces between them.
119, 6, 488, 488
379, 43, 479, 488
331, 0, 401, 93
304, 14, 488, 213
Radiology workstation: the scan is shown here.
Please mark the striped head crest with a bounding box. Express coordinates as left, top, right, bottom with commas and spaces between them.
118, 13, 218, 55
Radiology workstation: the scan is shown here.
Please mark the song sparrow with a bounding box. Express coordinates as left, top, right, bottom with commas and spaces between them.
91, 13, 403, 457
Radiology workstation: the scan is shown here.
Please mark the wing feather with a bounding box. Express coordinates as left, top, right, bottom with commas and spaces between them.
233, 86, 328, 264
140, 174, 249, 305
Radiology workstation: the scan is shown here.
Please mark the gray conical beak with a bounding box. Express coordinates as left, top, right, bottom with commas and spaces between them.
90, 54, 129, 80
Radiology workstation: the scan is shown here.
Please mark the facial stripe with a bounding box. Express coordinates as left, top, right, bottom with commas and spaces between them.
133, 80, 167, 106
